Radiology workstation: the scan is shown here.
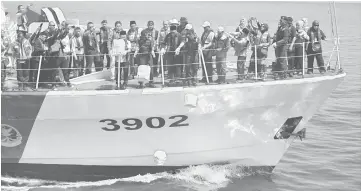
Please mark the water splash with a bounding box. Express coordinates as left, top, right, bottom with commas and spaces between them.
1, 164, 272, 191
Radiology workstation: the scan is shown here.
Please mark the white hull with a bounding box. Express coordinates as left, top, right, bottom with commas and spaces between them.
1, 73, 346, 180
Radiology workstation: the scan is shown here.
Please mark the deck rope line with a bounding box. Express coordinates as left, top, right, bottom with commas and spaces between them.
0, 49, 338, 71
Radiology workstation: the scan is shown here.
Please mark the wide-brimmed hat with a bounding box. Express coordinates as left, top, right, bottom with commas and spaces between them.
202, 21, 211, 27
185, 24, 193, 30
169, 18, 179, 25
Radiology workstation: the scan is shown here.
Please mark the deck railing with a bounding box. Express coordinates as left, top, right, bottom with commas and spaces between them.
1, 38, 345, 91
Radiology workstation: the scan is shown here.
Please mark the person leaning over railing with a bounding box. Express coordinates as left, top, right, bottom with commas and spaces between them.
8, 30, 32, 91
289, 20, 309, 75
70, 27, 85, 77
306, 20, 326, 74
213, 26, 230, 84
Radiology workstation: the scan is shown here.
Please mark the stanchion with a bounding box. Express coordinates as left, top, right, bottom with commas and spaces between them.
35, 55, 43, 90
117, 54, 121, 89
254, 44, 258, 79
160, 52, 165, 86
302, 42, 305, 77
199, 49, 209, 84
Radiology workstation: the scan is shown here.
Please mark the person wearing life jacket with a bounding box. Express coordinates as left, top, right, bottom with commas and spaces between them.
183, 24, 200, 86
249, 23, 271, 79
136, 33, 156, 88
199, 21, 215, 83
212, 26, 230, 84
108, 21, 126, 80
231, 18, 247, 47
229, 28, 250, 81
111, 30, 131, 90
70, 27, 85, 77
286, 17, 297, 77
158, 20, 170, 73
16, 4, 31, 33
9, 31, 32, 91
83, 22, 102, 75
127, 21, 141, 79
141, 21, 159, 77
306, 20, 326, 74
272, 16, 290, 79
1, 30, 10, 91
29, 31, 48, 88
289, 20, 309, 75
161, 24, 182, 86
99, 20, 112, 70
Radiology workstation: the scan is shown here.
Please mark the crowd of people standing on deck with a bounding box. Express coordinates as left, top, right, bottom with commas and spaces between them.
1, 4, 329, 91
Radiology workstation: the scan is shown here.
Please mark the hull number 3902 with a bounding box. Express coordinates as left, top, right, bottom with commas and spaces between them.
100, 115, 189, 131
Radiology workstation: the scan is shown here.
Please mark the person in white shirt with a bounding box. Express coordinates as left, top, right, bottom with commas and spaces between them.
111, 30, 131, 89
70, 27, 84, 77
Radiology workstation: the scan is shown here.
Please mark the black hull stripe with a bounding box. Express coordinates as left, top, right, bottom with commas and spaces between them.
1, 163, 276, 182
47, 7, 60, 25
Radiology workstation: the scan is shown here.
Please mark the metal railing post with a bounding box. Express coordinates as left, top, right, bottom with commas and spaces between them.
302, 42, 305, 77
117, 54, 121, 89
35, 56, 43, 90
160, 52, 165, 86
199, 49, 209, 84
254, 44, 258, 79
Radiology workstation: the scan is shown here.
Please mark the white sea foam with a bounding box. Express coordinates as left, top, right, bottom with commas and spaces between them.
1, 164, 268, 191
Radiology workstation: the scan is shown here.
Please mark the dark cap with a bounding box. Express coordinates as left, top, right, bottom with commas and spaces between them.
101, 20, 107, 24
280, 16, 287, 20
148, 21, 154, 26
312, 20, 319, 26
286, 17, 293, 23
120, 30, 126, 35
130, 21, 136, 25
180, 17, 187, 22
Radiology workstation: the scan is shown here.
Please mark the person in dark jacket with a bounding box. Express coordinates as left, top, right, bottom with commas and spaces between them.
307, 20, 326, 74
137, 33, 156, 88
286, 17, 297, 77
29, 31, 48, 87
99, 20, 112, 69
161, 25, 182, 86
272, 16, 290, 79
183, 24, 200, 86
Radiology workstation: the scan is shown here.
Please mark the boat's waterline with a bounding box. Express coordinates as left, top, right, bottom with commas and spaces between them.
1, 72, 346, 181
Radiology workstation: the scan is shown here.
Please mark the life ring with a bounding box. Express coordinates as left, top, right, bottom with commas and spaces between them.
1, 124, 22, 147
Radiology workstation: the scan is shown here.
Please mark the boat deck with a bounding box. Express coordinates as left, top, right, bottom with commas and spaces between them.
1, 67, 341, 92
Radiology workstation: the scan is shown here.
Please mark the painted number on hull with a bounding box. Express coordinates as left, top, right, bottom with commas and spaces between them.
100, 115, 189, 131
